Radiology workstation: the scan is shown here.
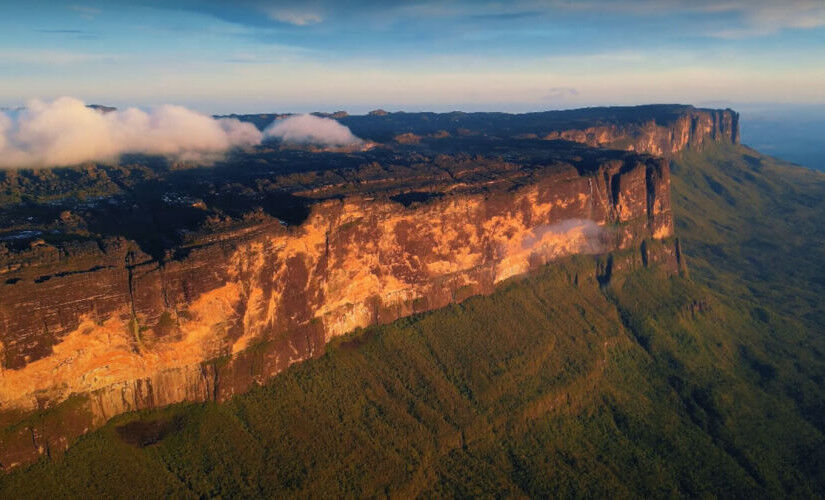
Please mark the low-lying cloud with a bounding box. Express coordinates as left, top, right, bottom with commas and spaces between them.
264, 114, 362, 147
0, 97, 262, 168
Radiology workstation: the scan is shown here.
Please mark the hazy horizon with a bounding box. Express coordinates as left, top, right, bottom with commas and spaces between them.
2, 97, 822, 170
1, 1, 823, 113
2, 0, 823, 169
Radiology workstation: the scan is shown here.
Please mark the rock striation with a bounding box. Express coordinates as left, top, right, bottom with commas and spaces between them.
0, 106, 736, 469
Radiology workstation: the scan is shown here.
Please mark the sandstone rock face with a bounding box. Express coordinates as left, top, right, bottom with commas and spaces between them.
544, 108, 739, 156
0, 107, 730, 468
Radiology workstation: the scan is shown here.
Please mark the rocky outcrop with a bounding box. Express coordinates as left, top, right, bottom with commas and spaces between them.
0, 105, 733, 469
540, 108, 739, 156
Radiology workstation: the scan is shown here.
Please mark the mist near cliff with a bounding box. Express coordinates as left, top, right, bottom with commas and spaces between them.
263, 114, 363, 147
521, 219, 608, 255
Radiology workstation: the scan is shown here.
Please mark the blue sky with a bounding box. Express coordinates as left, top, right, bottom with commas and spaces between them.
1, 0, 824, 113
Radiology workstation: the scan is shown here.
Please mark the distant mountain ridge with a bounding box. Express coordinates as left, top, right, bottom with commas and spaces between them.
223, 105, 739, 158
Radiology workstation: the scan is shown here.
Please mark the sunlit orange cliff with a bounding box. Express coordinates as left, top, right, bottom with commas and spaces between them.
0, 106, 738, 468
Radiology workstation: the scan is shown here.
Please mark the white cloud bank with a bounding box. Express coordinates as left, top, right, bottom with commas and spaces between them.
0, 97, 262, 168
0, 99, 367, 168
263, 114, 362, 147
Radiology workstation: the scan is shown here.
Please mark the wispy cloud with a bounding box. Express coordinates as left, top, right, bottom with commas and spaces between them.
0, 49, 113, 65
545, 50, 650, 65
223, 43, 322, 65
468, 11, 542, 22
146, 0, 825, 38
69, 4, 101, 20
34, 28, 100, 40
261, 6, 323, 26
704, 0, 825, 38
35, 29, 85, 34
544, 0, 825, 38
542, 87, 579, 100
70, 5, 101, 15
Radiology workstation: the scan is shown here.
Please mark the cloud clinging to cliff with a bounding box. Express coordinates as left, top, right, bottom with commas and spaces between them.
521, 219, 607, 255
263, 114, 362, 147
0, 97, 262, 168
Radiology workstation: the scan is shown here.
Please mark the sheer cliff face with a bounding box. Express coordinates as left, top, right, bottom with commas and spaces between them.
542, 109, 740, 156
0, 159, 672, 410
0, 106, 728, 468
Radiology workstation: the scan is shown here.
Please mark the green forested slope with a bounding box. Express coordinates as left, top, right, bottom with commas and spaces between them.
3, 143, 825, 498
673, 143, 825, 326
